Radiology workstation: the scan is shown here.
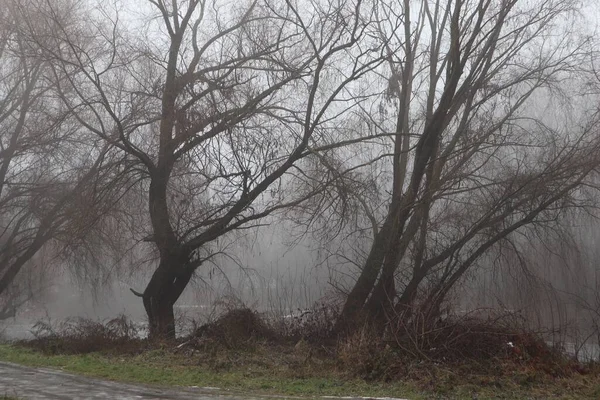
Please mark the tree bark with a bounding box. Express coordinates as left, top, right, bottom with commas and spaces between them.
142, 258, 193, 340
335, 210, 398, 331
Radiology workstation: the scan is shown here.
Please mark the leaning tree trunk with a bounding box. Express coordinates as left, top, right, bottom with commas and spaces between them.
335, 213, 396, 331
142, 259, 193, 340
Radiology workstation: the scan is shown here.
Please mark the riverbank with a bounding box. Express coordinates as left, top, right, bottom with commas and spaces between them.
1, 341, 599, 399
2, 310, 600, 399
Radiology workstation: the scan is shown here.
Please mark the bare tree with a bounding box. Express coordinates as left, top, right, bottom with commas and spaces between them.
293, 0, 600, 332
27, 0, 387, 338
0, 0, 128, 319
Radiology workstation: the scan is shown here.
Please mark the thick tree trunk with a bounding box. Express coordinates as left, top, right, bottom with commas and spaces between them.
144, 298, 175, 339
365, 271, 395, 323
142, 258, 193, 340
335, 213, 397, 331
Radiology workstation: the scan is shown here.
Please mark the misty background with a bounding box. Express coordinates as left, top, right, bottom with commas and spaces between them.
3, 0, 600, 362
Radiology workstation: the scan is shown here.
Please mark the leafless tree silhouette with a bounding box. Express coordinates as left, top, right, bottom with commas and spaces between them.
0, 0, 132, 319
292, 0, 600, 333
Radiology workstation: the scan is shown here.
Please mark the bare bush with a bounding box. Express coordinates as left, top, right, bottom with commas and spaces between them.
26, 314, 143, 354
272, 303, 339, 342
337, 308, 575, 381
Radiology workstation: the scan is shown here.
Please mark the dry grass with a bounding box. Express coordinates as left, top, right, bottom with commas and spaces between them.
335, 311, 585, 383
188, 308, 276, 349
22, 314, 147, 355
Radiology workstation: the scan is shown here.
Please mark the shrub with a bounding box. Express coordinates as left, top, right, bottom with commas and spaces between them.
271, 302, 339, 343
191, 308, 276, 349
23, 314, 145, 354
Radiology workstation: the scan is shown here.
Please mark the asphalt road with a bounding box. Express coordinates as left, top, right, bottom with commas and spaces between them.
0, 361, 294, 399
0, 361, 409, 400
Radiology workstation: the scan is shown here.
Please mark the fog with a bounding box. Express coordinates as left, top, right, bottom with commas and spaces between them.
0, 220, 331, 339
2, 0, 600, 360
5, 214, 600, 353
